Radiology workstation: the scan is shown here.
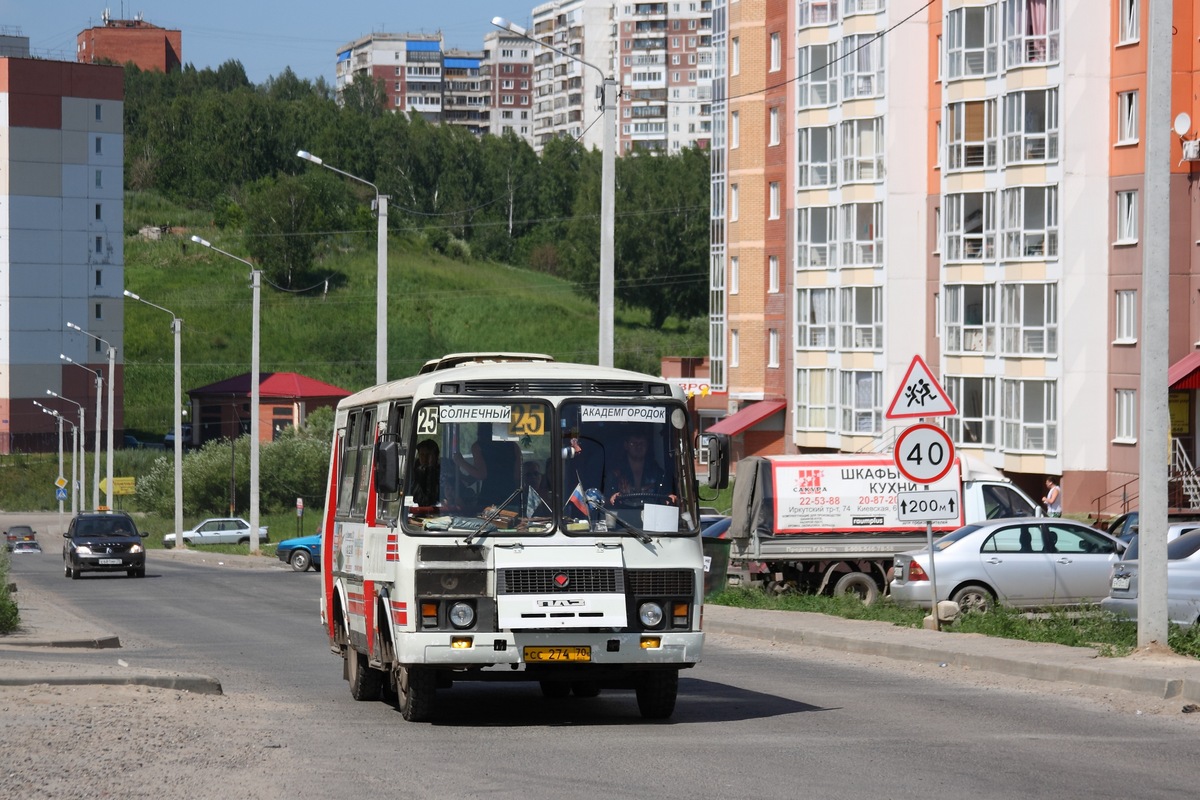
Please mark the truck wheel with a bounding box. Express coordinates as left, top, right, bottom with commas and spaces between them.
540, 681, 571, 698
347, 646, 384, 701
290, 549, 312, 572
571, 681, 601, 698
832, 572, 880, 605
635, 670, 679, 720
398, 667, 436, 722
950, 583, 994, 614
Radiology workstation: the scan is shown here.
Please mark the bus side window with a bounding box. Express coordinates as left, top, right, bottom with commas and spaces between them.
336, 415, 358, 516
351, 408, 375, 517
376, 402, 406, 520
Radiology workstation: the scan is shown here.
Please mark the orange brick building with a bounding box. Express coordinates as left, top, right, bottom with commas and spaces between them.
77, 13, 181, 73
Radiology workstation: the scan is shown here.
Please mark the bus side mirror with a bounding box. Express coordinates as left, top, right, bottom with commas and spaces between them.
375, 440, 401, 495
705, 433, 729, 490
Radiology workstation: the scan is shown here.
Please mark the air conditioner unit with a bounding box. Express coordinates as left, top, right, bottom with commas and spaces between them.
1183, 139, 1200, 162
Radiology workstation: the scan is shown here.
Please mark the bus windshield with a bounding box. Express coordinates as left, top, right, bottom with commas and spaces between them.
401, 399, 697, 538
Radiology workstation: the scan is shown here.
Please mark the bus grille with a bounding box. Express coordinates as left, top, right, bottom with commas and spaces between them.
498, 567, 624, 594
626, 569, 695, 596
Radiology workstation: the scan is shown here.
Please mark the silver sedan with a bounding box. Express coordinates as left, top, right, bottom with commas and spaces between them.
1101, 528, 1200, 628
890, 518, 1125, 612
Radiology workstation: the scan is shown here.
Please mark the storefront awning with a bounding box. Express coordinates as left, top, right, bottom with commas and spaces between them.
705, 400, 786, 436
1169, 352, 1200, 390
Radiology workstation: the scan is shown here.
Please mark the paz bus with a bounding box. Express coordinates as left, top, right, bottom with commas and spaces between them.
320, 353, 729, 721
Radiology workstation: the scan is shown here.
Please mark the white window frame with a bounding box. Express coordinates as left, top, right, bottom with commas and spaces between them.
769, 182, 780, 220
840, 117, 884, 183
946, 99, 996, 171
841, 34, 883, 99
768, 255, 780, 293
798, 126, 837, 188
730, 256, 740, 295
1001, 185, 1058, 259
798, 44, 838, 108
770, 32, 781, 73
769, 107, 780, 146
768, 329, 780, 368
731, 37, 740, 76
1119, 0, 1139, 45
839, 202, 882, 267
945, 191, 996, 262
1001, 378, 1058, 453
1117, 90, 1139, 144
1000, 282, 1058, 356
798, 0, 839, 28
1003, 0, 1061, 67
797, 287, 837, 349
840, 370, 883, 435
1003, 88, 1058, 164
1115, 289, 1137, 344
844, 0, 884, 15
944, 284, 996, 354
730, 329, 740, 367
945, 376, 996, 446
946, 5, 997, 79
730, 183, 739, 222
1115, 389, 1137, 443
839, 286, 882, 351
1116, 190, 1138, 244
731, 111, 739, 148
795, 368, 836, 431
797, 206, 836, 269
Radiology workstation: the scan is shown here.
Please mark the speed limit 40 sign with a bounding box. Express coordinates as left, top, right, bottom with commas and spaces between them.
894, 423, 955, 484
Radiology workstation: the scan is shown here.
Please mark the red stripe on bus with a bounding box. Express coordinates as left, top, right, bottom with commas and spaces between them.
322, 440, 341, 640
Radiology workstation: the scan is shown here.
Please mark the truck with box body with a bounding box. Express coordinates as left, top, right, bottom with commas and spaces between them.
724, 452, 1040, 602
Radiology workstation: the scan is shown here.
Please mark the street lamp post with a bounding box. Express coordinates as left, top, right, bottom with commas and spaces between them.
296, 150, 389, 384
190, 237, 262, 555
124, 290, 185, 550
35, 403, 72, 519
60, 355, 102, 512
68, 322, 116, 511
46, 390, 86, 511
492, 17, 617, 367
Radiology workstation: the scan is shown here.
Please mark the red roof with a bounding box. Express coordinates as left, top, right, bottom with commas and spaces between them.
188, 372, 351, 400
1169, 352, 1200, 390
706, 400, 786, 436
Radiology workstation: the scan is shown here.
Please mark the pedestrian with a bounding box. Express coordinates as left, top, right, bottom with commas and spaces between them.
1042, 477, 1062, 517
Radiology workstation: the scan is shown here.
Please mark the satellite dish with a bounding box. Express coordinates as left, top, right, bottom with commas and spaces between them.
1174, 112, 1192, 137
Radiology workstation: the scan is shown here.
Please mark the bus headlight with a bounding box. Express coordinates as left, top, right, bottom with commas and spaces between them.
448, 601, 476, 629
638, 602, 664, 628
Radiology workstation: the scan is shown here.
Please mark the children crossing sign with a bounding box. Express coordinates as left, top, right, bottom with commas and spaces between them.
886, 355, 957, 419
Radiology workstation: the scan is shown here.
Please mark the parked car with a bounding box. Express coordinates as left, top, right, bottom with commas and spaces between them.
890, 518, 1125, 612
1101, 528, 1200, 629
276, 533, 321, 572
62, 512, 147, 578
11, 540, 43, 554
5, 523, 36, 552
700, 513, 729, 533
164, 517, 269, 547
162, 423, 194, 449
1106, 509, 1200, 543
701, 516, 732, 539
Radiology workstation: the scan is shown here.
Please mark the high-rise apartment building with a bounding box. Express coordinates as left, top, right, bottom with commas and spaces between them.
710, 1, 1200, 513
76, 12, 182, 73
482, 30, 536, 142
0, 57, 125, 455
336, 33, 445, 123
443, 50, 489, 136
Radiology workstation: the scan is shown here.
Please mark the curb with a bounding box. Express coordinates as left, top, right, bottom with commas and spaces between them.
2, 635, 122, 649
0, 673, 223, 694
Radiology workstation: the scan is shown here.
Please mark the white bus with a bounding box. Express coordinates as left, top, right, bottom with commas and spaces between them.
319, 353, 729, 721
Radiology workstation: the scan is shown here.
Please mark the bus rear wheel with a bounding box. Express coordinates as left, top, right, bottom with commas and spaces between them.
398, 666, 436, 722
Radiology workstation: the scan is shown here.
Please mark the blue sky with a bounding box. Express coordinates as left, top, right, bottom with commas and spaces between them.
4, 1, 537, 84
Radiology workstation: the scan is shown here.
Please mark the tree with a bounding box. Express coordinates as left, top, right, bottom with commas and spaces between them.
243, 171, 356, 288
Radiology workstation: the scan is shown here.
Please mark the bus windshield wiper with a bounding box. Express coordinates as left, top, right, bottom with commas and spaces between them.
586, 496, 653, 544
464, 487, 523, 545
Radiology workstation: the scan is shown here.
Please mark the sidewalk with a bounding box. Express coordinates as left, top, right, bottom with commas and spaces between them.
4, 549, 1200, 703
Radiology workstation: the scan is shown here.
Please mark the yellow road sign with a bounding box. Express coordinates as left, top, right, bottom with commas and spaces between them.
99, 476, 136, 496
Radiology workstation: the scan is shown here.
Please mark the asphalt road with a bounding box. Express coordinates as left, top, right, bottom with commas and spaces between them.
5, 533, 1200, 799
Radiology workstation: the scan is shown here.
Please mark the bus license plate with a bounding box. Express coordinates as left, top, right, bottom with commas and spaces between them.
523, 646, 591, 663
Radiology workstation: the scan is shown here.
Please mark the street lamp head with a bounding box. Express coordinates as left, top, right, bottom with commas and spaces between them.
123, 290, 140, 301
59, 354, 73, 364
191, 235, 212, 248
296, 150, 323, 165
67, 321, 81, 331
46, 389, 55, 397
492, 16, 527, 35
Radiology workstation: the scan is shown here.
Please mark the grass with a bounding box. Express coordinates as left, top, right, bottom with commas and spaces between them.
0, 551, 18, 634
707, 585, 1200, 660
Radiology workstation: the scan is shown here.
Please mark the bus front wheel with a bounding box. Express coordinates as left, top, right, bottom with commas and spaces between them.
398, 666, 436, 722
635, 670, 679, 720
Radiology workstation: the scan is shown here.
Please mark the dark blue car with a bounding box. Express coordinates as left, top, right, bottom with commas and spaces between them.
276, 533, 321, 572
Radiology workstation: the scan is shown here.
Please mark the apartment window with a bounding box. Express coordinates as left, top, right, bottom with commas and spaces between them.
797, 288, 836, 348
945, 284, 996, 354
1003, 88, 1058, 163
731, 111, 739, 148
840, 370, 883, 435
730, 256, 740, 294
1115, 289, 1137, 344
1119, 0, 1139, 44
769, 182, 780, 219
844, 0, 884, 14
1115, 389, 1137, 443
768, 329, 780, 368
95, 236, 103, 254
730, 184, 740, 222
934, 206, 942, 254
797, 206, 836, 269
95, 303, 102, 320
946, 99, 996, 170
798, 1, 839, 27
946, 5, 997, 78
1003, 0, 1060, 66
840, 117, 883, 182
769, 107, 780, 146
768, 255, 780, 293
1117, 91, 1139, 144
798, 126, 837, 188
94, 170, 102, 188
94, 203, 102, 220
797, 44, 837, 108
1001, 185, 1058, 259
946, 376, 996, 446
95, 269, 102, 287
730, 329, 740, 367
841, 34, 883, 99
95, 103, 102, 121
731, 37, 739, 75
1001, 378, 1057, 452
1000, 282, 1058, 355
945, 192, 996, 261
839, 286, 883, 350
1116, 190, 1138, 244
839, 202, 882, 267
94, 136, 102, 155
796, 368, 835, 431
770, 32, 781, 72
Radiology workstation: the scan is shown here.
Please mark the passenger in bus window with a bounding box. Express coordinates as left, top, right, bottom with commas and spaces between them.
411, 439, 441, 508
607, 427, 675, 505
453, 423, 520, 508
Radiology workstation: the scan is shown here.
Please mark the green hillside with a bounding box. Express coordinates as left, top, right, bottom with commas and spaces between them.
122, 193, 707, 439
